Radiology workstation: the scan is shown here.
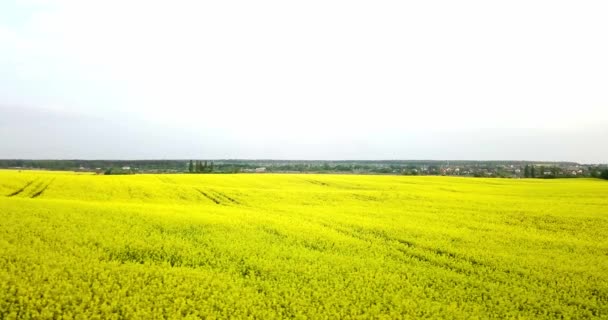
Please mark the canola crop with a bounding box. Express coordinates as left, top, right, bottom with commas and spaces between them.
0, 169, 607, 319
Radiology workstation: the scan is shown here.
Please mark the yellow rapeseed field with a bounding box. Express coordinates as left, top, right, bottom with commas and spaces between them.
0, 169, 607, 319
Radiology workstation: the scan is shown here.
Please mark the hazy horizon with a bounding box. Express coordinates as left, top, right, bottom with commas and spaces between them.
1, 1, 607, 163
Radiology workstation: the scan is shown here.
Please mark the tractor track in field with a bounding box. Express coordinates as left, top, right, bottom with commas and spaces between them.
6, 180, 36, 197
300, 178, 330, 187
194, 188, 243, 205
195, 189, 221, 204
30, 179, 55, 198
318, 222, 513, 278
211, 190, 242, 205
351, 193, 380, 202
315, 220, 603, 313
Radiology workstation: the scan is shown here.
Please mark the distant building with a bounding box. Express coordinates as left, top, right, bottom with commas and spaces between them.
122, 166, 131, 170
255, 167, 266, 173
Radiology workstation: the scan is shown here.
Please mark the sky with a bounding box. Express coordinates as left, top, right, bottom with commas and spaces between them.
1, 0, 607, 163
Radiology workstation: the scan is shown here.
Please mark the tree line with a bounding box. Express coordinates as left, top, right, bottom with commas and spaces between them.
523, 164, 552, 178
188, 160, 214, 173
524, 164, 608, 180
1, 159, 606, 179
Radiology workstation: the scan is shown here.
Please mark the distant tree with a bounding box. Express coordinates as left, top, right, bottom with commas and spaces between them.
195, 161, 201, 173
524, 165, 530, 178
428, 165, 440, 175
539, 166, 546, 177
209, 161, 214, 173
600, 169, 608, 180
188, 160, 194, 173
335, 165, 351, 172
530, 165, 536, 178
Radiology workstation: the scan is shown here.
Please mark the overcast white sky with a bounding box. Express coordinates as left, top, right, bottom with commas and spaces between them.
1, 0, 607, 162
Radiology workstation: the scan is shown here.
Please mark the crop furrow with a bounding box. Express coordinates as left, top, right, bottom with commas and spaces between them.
30, 179, 55, 198
195, 189, 221, 204
6, 180, 37, 197
321, 222, 495, 276
394, 247, 473, 276
300, 178, 330, 187
211, 190, 241, 205
352, 193, 379, 201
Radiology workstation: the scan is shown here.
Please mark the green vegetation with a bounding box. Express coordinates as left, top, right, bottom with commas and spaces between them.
191, 160, 214, 174
2, 159, 604, 178
0, 170, 607, 318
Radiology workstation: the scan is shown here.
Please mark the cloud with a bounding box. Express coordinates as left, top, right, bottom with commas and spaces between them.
0, 1, 607, 161
1, 105, 605, 163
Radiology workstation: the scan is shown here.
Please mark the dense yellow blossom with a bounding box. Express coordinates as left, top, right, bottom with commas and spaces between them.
1, 170, 607, 318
